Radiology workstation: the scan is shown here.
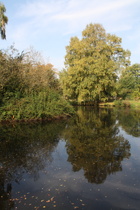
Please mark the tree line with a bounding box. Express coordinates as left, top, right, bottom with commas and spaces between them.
0, 3, 140, 121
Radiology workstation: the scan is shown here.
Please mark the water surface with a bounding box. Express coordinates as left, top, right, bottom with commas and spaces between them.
0, 107, 140, 210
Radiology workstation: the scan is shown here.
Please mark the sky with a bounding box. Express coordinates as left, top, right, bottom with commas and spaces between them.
1, 0, 140, 70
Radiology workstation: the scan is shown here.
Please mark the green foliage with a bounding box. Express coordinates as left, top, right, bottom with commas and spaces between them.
0, 46, 74, 121
0, 90, 74, 121
60, 23, 130, 103
0, 46, 60, 99
0, 2, 8, 39
117, 64, 140, 99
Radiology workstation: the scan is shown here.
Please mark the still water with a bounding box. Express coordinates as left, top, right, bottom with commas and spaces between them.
0, 107, 140, 210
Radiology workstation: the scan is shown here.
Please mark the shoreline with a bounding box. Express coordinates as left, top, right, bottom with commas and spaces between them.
0, 114, 71, 125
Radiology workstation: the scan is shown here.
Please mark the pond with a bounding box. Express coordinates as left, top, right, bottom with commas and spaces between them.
0, 107, 140, 210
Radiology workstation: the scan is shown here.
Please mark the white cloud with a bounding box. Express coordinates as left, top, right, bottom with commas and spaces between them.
13, 0, 139, 39
2, 0, 140, 67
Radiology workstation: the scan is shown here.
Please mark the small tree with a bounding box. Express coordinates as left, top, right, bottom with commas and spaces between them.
0, 46, 60, 103
117, 64, 140, 99
0, 2, 8, 39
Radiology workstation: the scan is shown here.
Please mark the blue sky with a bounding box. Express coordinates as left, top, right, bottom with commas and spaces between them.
1, 0, 140, 70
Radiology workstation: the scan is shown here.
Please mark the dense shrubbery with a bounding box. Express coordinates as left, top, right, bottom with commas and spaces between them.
0, 46, 74, 121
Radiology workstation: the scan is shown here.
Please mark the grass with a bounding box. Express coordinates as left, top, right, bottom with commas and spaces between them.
99, 100, 140, 108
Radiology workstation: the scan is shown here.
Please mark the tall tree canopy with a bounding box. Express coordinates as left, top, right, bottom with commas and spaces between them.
60, 23, 130, 103
0, 2, 8, 39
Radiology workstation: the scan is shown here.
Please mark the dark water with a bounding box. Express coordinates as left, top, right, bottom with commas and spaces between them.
0, 107, 140, 210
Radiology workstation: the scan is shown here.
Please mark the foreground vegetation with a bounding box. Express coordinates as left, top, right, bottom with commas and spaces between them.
0, 46, 74, 122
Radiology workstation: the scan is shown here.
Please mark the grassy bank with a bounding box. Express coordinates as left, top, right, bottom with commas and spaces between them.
99, 100, 140, 108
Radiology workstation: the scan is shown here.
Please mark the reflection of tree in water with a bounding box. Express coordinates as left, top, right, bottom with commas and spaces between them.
0, 121, 65, 209
0, 183, 14, 210
117, 108, 140, 137
64, 107, 131, 184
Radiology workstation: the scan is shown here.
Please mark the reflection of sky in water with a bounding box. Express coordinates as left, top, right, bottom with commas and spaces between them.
10, 134, 140, 210
1, 108, 140, 210
119, 126, 140, 162
106, 126, 140, 209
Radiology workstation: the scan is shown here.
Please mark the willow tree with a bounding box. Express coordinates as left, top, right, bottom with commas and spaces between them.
0, 2, 8, 39
61, 23, 130, 103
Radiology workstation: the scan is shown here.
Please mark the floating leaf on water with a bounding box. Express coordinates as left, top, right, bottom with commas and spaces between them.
46, 200, 51, 203
50, 197, 54, 201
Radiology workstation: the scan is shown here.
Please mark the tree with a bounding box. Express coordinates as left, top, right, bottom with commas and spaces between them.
0, 46, 59, 101
61, 23, 130, 103
117, 63, 140, 99
0, 2, 8, 39
21, 47, 59, 93
0, 46, 27, 103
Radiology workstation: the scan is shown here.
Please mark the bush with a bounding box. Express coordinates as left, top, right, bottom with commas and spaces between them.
0, 90, 75, 121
